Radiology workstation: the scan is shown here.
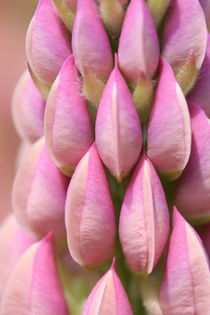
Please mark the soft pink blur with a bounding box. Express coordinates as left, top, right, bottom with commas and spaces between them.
0, 1, 37, 221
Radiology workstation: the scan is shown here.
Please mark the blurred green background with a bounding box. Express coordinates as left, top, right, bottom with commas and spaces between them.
0, 0, 37, 221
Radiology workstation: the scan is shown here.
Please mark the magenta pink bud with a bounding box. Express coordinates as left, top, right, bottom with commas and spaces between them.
200, 0, 210, 31
119, 153, 169, 274
12, 137, 69, 239
72, 0, 113, 82
45, 55, 94, 175
83, 259, 133, 315
0, 215, 35, 298
65, 143, 116, 267
26, 0, 71, 89
188, 35, 210, 118
160, 207, 210, 314
12, 71, 45, 143
175, 102, 210, 221
162, 0, 207, 75
95, 55, 142, 182
118, 0, 159, 85
147, 58, 191, 180
0, 233, 69, 315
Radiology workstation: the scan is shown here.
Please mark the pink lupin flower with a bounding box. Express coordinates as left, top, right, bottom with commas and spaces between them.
26, 0, 72, 97
118, 0, 159, 84
95, 55, 142, 182
0, 233, 69, 315
72, 0, 113, 106
119, 153, 169, 275
160, 207, 210, 314
12, 71, 45, 143
12, 137, 69, 239
147, 58, 191, 180
175, 102, 210, 222
83, 258, 133, 315
0, 215, 35, 298
188, 35, 210, 118
45, 55, 94, 176
200, 0, 210, 31
162, 0, 207, 93
65, 143, 116, 267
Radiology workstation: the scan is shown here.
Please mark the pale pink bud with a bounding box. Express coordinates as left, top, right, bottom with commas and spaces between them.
12, 71, 45, 143
83, 259, 133, 315
119, 153, 169, 274
118, 0, 159, 85
0, 215, 35, 298
160, 207, 210, 314
0, 233, 69, 315
72, 0, 113, 82
162, 0, 207, 93
45, 55, 94, 176
188, 35, 210, 118
95, 55, 142, 182
147, 58, 191, 180
175, 102, 210, 222
26, 0, 72, 94
200, 0, 210, 31
65, 143, 116, 267
12, 137, 69, 239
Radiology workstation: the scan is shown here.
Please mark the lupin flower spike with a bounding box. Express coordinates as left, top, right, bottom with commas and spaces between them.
0, 233, 69, 315
65, 143, 116, 267
162, 0, 208, 94
12, 71, 45, 143
0, 215, 35, 298
119, 153, 169, 275
188, 35, 210, 118
72, 0, 113, 106
175, 102, 210, 222
53, 0, 77, 30
147, 58, 191, 180
45, 55, 94, 176
26, 0, 72, 98
12, 137, 69, 239
160, 208, 210, 314
82, 258, 133, 315
95, 54, 142, 182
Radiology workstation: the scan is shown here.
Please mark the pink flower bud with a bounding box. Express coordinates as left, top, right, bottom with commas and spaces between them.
175, 102, 210, 222
188, 35, 210, 118
12, 137, 69, 239
160, 207, 210, 314
200, 0, 210, 31
0, 215, 35, 298
72, 0, 113, 82
26, 0, 71, 93
118, 0, 159, 85
162, 0, 207, 93
83, 259, 133, 315
147, 58, 191, 180
45, 55, 94, 176
119, 153, 169, 274
0, 233, 69, 315
65, 143, 116, 267
95, 55, 142, 182
12, 71, 45, 143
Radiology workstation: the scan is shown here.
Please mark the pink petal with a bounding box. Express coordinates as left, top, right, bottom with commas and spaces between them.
119, 153, 169, 274
83, 259, 133, 315
118, 0, 159, 84
0, 233, 69, 315
12, 71, 45, 143
147, 58, 191, 180
160, 207, 210, 314
26, 0, 71, 85
12, 137, 69, 239
45, 55, 94, 175
95, 55, 142, 182
65, 143, 116, 267
175, 102, 210, 220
